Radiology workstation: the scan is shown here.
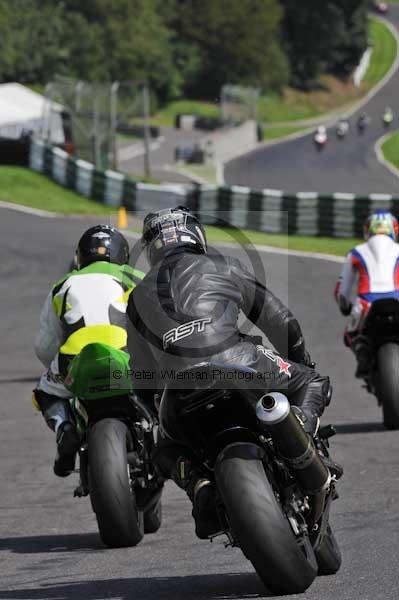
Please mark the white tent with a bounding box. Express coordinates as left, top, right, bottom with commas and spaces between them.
0, 83, 64, 142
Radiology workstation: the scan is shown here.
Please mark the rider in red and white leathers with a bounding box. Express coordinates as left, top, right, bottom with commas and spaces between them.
334, 211, 399, 377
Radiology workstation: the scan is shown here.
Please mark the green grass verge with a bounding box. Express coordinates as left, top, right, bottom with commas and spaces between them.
363, 17, 397, 87
0, 167, 114, 214
204, 226, 357, 256
263, 126, 308, 141
258, 90, 329, 123
381, 130, 399, 168
117, 132, 140, 142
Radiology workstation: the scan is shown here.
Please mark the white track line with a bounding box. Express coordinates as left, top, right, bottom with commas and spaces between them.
0, 200, 58, 218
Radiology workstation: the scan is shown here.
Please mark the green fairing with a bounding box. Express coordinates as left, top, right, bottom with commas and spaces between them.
65, 342, 132, 400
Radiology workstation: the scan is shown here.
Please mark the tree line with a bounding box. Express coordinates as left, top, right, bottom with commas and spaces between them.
0, 0, 369, 101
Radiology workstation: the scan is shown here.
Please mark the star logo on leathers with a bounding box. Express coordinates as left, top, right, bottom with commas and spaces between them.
256, 345, 292, 378
276, 357, 291, 377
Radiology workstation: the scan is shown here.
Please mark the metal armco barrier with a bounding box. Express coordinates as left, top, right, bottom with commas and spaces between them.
29, 138, 399, 238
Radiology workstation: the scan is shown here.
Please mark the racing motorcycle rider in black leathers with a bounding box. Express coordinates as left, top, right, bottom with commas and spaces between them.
127, 206, 338, 539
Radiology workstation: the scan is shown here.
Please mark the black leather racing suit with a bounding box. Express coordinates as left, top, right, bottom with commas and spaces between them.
126, 248, 331, 425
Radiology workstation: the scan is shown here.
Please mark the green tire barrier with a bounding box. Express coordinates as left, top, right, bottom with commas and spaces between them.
30, 138, 399, 237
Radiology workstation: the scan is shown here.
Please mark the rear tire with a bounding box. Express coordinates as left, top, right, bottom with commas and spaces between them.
315, 525, 342, 575
376, 343, 399, 430
215, 443, 318, 595
88, 418, 144, 548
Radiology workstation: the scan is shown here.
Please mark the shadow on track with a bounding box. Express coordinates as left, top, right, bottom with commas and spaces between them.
0, 533, 102, 554
0, 574, 268, 600
335, 422, 385, 435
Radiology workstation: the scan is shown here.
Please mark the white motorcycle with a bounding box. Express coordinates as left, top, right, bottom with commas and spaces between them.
314, 126, 328, 151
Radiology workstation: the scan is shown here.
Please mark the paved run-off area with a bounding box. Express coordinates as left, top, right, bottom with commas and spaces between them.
1, 208, 399, 600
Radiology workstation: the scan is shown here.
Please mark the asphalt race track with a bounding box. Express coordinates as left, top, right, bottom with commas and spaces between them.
225, 9, 399, 195
1, 207, 399, 600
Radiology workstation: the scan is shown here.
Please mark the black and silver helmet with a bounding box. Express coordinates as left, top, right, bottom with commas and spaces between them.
142, 206, 207, 266
76, 224, 130, 269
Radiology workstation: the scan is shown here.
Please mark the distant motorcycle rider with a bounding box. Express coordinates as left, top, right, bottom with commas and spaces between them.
127, 206, 334, 538
335, 211, 399, 378
357, 112, 370, 133
382, 106, 394, 128
336, 118, 349, 139
33, 225, 144, 476
314, 125, 328, 149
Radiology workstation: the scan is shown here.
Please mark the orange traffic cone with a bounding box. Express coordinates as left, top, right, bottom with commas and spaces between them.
118, 206, 128, 229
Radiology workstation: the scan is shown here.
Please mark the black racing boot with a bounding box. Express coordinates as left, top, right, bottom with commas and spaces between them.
151, 440, 220, 539
175, 458, 220, 539
354, 354, 370, 379
54, 422, 81, 477
352, 336, 371, 379
319, 454, 344, 481
34, 392, 81, 478
143, 483, 164, 534
190, 478, 220, 540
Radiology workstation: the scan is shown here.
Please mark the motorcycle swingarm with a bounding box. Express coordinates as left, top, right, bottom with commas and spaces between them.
311, 490, 334, 551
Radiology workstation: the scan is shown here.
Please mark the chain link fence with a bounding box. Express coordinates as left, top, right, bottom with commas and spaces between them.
110, 81, 152, 174
42, 77, 151, 172
220, 84, 260, 123
220, 84, 260, 124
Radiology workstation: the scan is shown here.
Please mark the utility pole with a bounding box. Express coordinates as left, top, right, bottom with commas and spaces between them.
93, 87, 101, 169
111, 81, 120, 171
142, 84, 151, 178
75, 80, 84, 113
43, 82, 54, 142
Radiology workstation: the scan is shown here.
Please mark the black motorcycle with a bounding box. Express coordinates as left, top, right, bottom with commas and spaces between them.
360, 298, 399, 429
159, 362, 341, 595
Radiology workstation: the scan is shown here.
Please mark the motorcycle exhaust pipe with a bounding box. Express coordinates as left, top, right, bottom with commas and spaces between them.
256, 392, 330, 497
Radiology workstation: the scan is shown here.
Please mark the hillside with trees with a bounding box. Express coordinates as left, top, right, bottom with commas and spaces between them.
0, 0, 369, 101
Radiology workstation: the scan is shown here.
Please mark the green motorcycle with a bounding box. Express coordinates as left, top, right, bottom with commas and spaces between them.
65, 342, 163, 548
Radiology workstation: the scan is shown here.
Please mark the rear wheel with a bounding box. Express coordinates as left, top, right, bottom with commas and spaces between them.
314, 525, 342, 575
88, 418, 144, 548
215, 443, 318, 595
376, 343, 399, 430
